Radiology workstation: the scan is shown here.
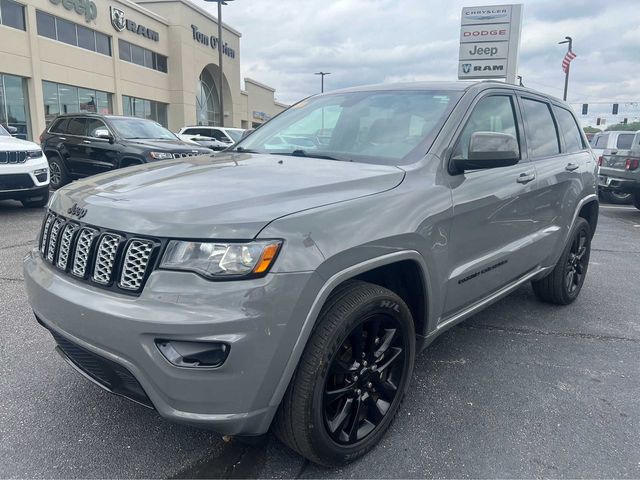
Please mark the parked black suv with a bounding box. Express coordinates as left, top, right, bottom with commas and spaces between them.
40, 114, 212, 189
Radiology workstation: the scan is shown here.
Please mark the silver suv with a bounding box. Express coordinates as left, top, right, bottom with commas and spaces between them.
25, 81, 598, 466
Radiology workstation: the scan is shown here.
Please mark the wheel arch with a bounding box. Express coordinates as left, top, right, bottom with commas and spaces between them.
577, 196, 599, 239
267, 251, 431, 413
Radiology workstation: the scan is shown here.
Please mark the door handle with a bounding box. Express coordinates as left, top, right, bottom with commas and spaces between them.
565, 163, 579, 172
516, 172, 536, 184
82, 140, 92, 144
58, 137, 66, 141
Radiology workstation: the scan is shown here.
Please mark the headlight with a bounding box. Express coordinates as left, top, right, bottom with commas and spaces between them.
160, 240, 282, 278
149, 151, 174, 160
27, 150, 43, 159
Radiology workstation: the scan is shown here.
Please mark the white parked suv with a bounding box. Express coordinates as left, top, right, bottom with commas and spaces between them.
0, 125, 50, 208
177, 126, 244, 151
591, 130, 640, 204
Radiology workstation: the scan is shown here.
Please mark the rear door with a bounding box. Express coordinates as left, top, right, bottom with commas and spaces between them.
62, 117, 88, 175
519, 96, 590, 266
444, 91, 540, 317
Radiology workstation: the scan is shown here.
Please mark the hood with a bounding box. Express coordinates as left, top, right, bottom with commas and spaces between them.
50, 153, 405, 239
0, 135, 40, 152
124, 138, 210, 152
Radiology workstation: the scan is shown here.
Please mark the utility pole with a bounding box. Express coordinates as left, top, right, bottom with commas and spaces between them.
205, 0, 234, 126
559, 36, 573, 101
314, 72, 331, 93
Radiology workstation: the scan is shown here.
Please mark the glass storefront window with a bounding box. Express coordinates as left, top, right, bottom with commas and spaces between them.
0, 0, 26, 30
122, 95, 168, 127
42, 81, 112, 123
0, 74, 29, 139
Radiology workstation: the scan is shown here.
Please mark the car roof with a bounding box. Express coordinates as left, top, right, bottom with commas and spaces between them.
325, 80, 565, 103
52, 113, 153, 122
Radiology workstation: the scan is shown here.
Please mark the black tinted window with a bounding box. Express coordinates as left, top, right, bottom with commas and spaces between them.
85, 119, 107, 137
36, 10, 56, 39
49, 118, 68, 134
131, 44, 145, 66
1, 0, 25, 30
522, 98, 560, 159
554, 106, 584, 153
454, 95, 519, 160
616, 134, 634, 149
76, 25, 95, 51
66, 117, 86, 136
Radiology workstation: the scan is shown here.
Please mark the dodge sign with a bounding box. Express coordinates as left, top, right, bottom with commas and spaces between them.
458, 4, 523, 83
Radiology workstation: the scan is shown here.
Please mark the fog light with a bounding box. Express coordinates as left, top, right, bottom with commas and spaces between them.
156, 340, 230, 368
33, 168, 48, 182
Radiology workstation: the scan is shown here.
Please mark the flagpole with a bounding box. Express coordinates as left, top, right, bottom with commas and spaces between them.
559, 36, 573, 101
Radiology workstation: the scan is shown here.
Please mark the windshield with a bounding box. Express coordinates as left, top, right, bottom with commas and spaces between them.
109, 118, 178, 140
0, 125, 9, 137
225, 129, 243, 143
235, 90, 461, 164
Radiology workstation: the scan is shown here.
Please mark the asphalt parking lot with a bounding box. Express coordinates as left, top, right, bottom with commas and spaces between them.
1, 200, 639, 479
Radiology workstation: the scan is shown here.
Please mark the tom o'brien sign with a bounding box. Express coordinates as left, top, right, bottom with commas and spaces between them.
458, 4, 523, 83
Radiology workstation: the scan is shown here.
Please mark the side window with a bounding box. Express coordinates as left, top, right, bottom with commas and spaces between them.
66, 117, 86, 136
454, 95, 520, 160
49, 118, 68, 134
210, 129, 228, 141
616, 134, 634, 150
521, 98, 560, 159
553, 106, 585, 153
594, 133, 608, 148
85, 119, 108, 138
182, 128, 198, 135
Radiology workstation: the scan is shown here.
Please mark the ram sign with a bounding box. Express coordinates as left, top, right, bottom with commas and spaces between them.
458, 4, 523, 83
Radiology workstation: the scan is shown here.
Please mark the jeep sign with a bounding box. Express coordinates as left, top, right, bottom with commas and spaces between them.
458, 4, 523, 83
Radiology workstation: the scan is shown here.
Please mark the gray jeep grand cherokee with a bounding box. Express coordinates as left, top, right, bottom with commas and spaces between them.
24, 81, 598, 466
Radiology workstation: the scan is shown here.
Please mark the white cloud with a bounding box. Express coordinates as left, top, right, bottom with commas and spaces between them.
194, 0, 640, 105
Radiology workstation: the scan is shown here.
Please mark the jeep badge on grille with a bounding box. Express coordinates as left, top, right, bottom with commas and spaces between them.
67, 203, 88, 219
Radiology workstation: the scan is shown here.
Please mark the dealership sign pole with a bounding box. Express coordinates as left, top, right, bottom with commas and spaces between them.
458, 4, 523, 84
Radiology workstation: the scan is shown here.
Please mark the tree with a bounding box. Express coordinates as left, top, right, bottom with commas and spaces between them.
605, 121, 640, 131
583, 126, 601, 134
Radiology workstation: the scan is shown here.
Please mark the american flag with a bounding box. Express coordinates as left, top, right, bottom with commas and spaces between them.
562, 51, 577, 73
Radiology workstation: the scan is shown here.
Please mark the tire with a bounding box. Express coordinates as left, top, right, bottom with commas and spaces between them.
633, 193, 640, 211
47, 155, 69, 190
600, 190, 633, 205
532, 217, 591, 305
21, 189, 49, 208
273, 280, 416, 466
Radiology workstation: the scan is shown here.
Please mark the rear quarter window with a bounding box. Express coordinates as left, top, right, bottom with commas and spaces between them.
593, 134, 609, 148
553, 106, 585, 153
616, 134, 634, 149
49, 118, 69, 134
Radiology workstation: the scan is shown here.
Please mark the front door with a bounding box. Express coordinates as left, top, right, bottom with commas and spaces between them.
443, 93, 539, 318
82, 118, 120, 175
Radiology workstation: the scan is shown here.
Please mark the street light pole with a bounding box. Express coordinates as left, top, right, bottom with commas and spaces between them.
205, 0, 234, 126
314, 72, 331, 93
559, 36, 573, 101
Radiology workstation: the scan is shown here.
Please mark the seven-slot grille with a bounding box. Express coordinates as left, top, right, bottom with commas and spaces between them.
173, 152, 200, 158
39, 211, 158, 294
0, 151, 28, 164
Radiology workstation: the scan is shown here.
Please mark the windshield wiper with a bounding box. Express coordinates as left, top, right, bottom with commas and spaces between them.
273, 150, 344, 161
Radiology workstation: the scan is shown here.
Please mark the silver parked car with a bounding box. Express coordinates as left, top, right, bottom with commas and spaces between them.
25, 81, 598, 466
591, 130, 639, 204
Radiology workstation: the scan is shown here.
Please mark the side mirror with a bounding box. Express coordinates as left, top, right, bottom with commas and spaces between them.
6, 126, 18, 135
94, 128, 113, 142
453, 132, 520, 171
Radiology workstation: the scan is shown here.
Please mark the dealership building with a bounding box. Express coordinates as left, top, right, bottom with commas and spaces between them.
0, 0, 288, 140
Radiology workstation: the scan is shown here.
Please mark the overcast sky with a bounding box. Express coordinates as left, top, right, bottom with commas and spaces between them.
195, 0, 639, 107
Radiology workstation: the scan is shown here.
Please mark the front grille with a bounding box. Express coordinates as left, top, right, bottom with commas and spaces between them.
39, 211, 160, 295
48, 327, 153, 408
0, 151, 28, 164
172, 152, 200, 159
0, 173, 34, 191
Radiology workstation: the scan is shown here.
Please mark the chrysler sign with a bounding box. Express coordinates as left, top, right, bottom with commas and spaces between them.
458, 4, 523, 83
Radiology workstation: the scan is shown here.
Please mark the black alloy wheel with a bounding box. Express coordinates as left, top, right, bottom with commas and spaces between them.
324, 314, 405, 444
565, 227, 588, 295
273, 280, 415, 466
47, 155, 68, 190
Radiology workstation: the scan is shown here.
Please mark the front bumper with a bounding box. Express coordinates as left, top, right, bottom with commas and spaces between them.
24, 248, 319, 435
0, 156, 49, 200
